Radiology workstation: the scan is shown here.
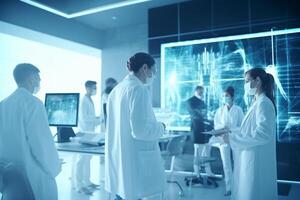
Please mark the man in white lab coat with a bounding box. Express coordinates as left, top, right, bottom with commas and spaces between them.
72, 80, 101, 194
205, 86, 244, 196
222, 68, 278, 200
105, 52, 166, 200
0, 63, 61, 200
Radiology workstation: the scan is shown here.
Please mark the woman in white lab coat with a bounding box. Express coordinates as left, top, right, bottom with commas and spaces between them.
206, 86, 244, 196
223, 68, 277, 200
105, 52, 166, 200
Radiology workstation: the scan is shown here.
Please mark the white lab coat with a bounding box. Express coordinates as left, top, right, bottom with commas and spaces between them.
105, 74, 166, 200
78, 95, 100, 132
214, 104, 244, 130
73, 94, 100, 190
0, 88, 61, 200
229, 93, 277, 200
207, 104, 244, 192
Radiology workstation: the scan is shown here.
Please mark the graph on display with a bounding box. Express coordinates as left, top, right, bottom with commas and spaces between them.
161, 28, 300, 143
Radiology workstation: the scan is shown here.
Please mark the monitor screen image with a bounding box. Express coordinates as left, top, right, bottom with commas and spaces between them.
45, 93, 79, 127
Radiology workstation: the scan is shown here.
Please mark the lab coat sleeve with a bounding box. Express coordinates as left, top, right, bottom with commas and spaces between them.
25, 100, 61, 178
129, 86, 164, 141
237, 107, 245, 127
214, 108, 224, 129
80, 98, 101, 126
229, 100, 275, 150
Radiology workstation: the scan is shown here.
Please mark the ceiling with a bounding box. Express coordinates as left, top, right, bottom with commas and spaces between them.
21, 0, 188, 31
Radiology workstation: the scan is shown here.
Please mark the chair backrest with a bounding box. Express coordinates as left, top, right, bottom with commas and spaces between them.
166, 136, 187, 156
0, 161, 35, 200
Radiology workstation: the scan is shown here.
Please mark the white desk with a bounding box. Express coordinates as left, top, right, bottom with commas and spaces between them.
159, 132, 190, 141
56, 142, 104, 155
56, 132, 190, 155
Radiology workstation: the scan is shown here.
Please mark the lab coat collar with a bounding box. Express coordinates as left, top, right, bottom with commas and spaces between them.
16, 87, 32, 96
254, 92, 266, 102
126, 73, 144, 86
240, 93, 266, 128
84, 94, 94, 104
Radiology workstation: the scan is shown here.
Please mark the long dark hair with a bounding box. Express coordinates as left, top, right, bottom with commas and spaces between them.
246, 68, 276, 112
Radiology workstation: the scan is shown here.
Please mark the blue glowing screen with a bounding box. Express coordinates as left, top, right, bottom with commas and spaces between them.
161, 28, 300, 143
45, 93, 79, 127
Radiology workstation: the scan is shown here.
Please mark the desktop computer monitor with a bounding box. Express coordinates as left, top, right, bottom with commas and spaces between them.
45, 93, 79, 142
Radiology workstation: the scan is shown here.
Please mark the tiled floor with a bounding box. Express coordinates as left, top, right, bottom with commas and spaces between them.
57, 152, 300, 200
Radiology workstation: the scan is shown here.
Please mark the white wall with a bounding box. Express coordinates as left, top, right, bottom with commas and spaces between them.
101, 23, 161, 106
0, 22, 102, 134
0, 22, 101, 108
101, 23, 148, 90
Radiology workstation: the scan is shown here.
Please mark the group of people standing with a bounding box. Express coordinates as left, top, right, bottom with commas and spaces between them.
105, 52, 277, 200
187, 68, 277, 200
187, 85, 244, 196
0, 52, 278, 200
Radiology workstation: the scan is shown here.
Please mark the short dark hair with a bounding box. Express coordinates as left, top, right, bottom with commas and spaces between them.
195, 85, 203, 91
105, 78, 117, 86
127, 52, 155, 73
13, 63, 40, 84
85, 80, 97, 88
225, 86, 235, 97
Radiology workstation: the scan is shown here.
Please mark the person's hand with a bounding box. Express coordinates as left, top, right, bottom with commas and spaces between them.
213, 127, 230, 136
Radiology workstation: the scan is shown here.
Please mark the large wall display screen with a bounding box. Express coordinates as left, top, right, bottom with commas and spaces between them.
161, 28, 300, 144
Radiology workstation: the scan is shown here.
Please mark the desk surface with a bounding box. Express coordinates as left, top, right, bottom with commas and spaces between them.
56, 132, 190, 154
159, 132, 190, 140
56, 142, 104, 155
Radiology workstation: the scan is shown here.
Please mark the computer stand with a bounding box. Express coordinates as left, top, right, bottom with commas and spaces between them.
56, 127, 76, 143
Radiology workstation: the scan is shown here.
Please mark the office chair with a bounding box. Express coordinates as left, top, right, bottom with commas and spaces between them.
161, 135, 187, 196
0, 161, 35, 200
184, 155, 219, 188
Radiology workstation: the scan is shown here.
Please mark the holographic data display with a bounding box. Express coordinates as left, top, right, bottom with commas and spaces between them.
161, 28, 300, 143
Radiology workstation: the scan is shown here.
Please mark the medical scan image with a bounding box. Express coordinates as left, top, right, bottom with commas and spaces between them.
161, 30, 300, 143
45, 94, 79, 126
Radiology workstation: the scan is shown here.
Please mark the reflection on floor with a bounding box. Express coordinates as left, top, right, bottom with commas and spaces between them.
56, 152, 300, 200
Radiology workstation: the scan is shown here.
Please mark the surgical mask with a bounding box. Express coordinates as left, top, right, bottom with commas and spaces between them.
244, 81, 256, 96
145, 76, 154, 85
91, 89, 96, 96
32, 76, 40, 95
223, 97, 233, 105
144, 68, 155, 86
33, 85, 40, 94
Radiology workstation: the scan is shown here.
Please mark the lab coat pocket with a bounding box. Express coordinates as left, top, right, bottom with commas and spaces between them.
137, 150, 166, 196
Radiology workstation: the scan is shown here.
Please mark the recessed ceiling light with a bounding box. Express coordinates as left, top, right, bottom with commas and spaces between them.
19, 0, 151, 18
